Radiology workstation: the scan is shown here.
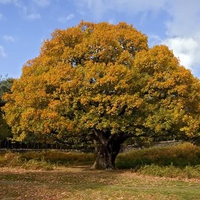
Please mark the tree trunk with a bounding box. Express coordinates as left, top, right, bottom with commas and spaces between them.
91, 130, 131, 170
91, 142, 120, 169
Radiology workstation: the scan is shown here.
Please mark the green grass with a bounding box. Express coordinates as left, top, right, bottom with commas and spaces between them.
0, 143, 200, 199
0, 166, 199, 200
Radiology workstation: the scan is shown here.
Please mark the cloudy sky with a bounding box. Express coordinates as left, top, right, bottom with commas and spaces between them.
0, 0, 200, 78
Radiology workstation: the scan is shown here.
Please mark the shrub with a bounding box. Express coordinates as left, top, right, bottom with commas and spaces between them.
0, 151, 23, 167
0, 150, 94, 168
21, 150, 94, 165
116, 142, 200, 169
0, 151, 53, 170
22, 159, 54, 170
137, 164, 200, 179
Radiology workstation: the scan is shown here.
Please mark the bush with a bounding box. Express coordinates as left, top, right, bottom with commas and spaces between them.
0, 151, 22, 167
21, 150, 94, 165
22, 159, 54, 170
137, 164, 200, 179
0, 151, 53, 170
116, 142, 200, 169
0, 150, 94, 169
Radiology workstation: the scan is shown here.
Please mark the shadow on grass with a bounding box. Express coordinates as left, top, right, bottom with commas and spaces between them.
0, 166, 122, 199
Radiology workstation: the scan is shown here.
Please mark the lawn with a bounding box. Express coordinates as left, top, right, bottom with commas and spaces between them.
0, 166, 199, 200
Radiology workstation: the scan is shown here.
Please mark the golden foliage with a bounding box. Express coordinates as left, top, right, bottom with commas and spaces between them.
2, 21, 200, 142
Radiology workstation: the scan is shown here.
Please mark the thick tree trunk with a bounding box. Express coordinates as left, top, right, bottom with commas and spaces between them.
91, 130, 128, 170
91, 142, 120, 169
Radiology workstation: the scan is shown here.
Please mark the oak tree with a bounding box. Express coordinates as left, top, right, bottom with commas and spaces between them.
3, 22, 200, 169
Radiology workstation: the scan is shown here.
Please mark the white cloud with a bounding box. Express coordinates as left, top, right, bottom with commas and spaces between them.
26, 13, 40, 20
0, 45, 6, 57
58, 14, 75, 23
75, 0, 167, 20
0, 0, 12, 3
3, 35, 15, 42
0, 0, 41, 20
164, 0, 200, 37
161, 0, 200, 76
0, 0, 21, 7
164, 37, 200, 67
110, 0, 166, 14
32, 0, 50, 7
0, 13, 3, 20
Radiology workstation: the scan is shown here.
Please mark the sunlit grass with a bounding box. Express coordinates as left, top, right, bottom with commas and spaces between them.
0, 166, 199, 200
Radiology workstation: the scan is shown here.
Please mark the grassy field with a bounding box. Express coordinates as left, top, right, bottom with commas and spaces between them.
0, 143, 199, 199
0, 166, 200, 200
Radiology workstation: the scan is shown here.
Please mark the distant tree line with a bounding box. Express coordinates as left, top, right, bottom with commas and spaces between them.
0, 139, 94, 152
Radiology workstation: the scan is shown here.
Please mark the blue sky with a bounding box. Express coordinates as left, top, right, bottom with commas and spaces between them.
0, 0, 200, 78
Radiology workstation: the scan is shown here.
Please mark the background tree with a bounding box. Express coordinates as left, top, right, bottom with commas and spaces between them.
0, 76, 13, 144
3, 22, 200, 169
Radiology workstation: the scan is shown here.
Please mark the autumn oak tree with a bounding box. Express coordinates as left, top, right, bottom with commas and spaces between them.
3, 21, 200, 169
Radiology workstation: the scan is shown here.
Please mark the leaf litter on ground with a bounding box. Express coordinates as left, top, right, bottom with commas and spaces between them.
0, 166, 199, 200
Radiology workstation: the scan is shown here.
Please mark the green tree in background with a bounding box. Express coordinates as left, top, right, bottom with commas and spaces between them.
3, 22, 200, 169
0, 76, 13, 142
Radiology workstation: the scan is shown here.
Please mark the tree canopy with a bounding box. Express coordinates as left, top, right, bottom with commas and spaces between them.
3, 21, 200, 169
